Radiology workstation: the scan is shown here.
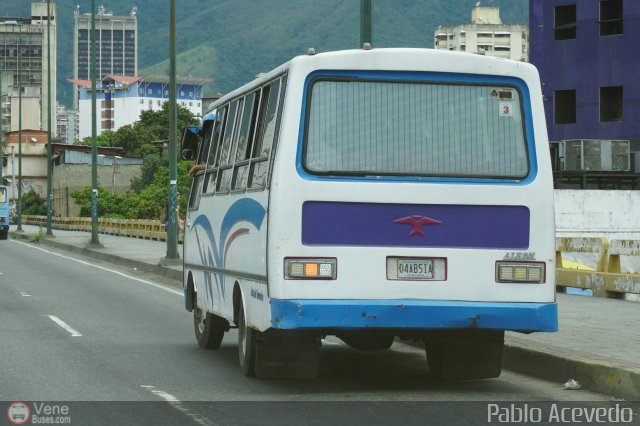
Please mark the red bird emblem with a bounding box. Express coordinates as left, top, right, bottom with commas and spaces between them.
393, 215, 442, 237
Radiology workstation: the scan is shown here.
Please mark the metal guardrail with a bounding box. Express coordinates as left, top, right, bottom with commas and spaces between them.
556, 237, 640, 298
24, 215, 169, 241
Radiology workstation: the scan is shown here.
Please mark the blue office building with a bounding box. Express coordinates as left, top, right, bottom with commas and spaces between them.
530, 0, 640, 148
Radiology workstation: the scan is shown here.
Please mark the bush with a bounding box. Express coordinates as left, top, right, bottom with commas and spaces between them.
22, 189, 47, 216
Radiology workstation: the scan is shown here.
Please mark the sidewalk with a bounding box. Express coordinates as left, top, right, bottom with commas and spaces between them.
10, 224, 640, 400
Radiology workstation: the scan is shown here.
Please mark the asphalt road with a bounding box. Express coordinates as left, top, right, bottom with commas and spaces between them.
0, 239, 627, 426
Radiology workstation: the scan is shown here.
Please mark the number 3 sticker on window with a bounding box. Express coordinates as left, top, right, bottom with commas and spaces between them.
499, 102, 513, 117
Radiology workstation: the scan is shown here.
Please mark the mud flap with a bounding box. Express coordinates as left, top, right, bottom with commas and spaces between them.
254, 332, 320, 379
425, 330, 504, 381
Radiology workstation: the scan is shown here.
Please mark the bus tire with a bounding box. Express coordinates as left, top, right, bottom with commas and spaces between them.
338, 333, 394, 351
0, 231, 7, 240
425, 330, 504, 381
193, 307, 227, 349
238, 300, 257, 377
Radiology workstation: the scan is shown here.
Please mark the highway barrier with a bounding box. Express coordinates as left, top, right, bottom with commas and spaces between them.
22, 216, 640, 299
556, 237, 640, 298
24, 215, 169, 242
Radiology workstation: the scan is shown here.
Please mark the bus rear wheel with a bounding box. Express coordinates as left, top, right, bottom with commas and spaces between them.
193, 307, 227, 349
238, 300, 257, 377
425, 330, 504, 381
0, 230, 7, 240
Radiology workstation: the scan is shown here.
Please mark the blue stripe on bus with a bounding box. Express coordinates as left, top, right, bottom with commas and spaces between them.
295, 70, 538, 186
271, 299, 557, 332
302, 201, 529, 249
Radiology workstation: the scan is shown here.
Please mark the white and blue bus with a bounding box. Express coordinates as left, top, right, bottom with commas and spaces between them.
0, 185, 9, 240
182, 48, 557, 380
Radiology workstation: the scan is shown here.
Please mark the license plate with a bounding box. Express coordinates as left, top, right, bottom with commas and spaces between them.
386, 257, 446, 281
397, 259, 433, 279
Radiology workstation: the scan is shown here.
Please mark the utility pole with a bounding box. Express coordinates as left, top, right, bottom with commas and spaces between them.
89, 0, 101, 247
46, 0, 53, 236
163, 0, 180, 263
17, 21, 23, 232
0, 63, 3, 181
360, 0, 373, 47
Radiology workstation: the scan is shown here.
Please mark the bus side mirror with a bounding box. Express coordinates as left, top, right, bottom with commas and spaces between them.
181, 149, 194, 160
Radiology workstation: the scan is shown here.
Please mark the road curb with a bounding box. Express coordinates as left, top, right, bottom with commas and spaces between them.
400, 337, 640, 401
504, 336, 640, 401
10, 230, 183, 286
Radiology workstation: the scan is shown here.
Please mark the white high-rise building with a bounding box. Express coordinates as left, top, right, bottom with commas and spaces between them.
73, 5, 138, 108
434, 6, 528, 62
71, 75, 211, 140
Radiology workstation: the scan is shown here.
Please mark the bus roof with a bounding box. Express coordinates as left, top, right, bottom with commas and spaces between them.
206, 48, 538, 115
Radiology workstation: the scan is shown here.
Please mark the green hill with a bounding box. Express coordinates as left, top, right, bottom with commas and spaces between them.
3, 0, 528, 107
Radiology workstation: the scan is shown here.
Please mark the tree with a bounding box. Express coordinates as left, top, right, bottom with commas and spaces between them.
75, 131, 117, 147
69, 102, 198, 219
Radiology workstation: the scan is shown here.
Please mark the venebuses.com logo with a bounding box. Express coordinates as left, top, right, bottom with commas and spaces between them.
6, 401, 71, 424
7, 402, 30, 425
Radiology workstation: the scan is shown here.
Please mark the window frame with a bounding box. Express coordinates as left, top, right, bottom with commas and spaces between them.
554, 4, 577, 41
599, 0, 623, 36
554, 89, 577, 125
600, 85, 623, 122
300, 73, 532, 183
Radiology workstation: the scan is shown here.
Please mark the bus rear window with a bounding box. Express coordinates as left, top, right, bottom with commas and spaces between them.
303, 79, 528, 179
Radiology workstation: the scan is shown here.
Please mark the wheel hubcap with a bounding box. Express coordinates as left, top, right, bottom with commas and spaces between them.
195, 308, 205, 334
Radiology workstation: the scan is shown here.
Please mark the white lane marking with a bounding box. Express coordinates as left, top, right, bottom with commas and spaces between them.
140, 386, 179, 402
151, 390, 180, 402
140, 386, 212, 425
46, 315, 82, 337
11, 239, 182, 296
20, 292, 31, 297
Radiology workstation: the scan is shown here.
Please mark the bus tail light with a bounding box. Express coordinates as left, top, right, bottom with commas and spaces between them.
496, 261, 546, 284
284, 258, 337, 280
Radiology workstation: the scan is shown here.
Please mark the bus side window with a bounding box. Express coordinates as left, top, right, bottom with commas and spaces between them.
188, 174, 204, 210
207, 107, 227, 169
215, 100, 240, 169
198, 121, 214, 166
217, 98, 244, 193
253, 80, 281, 159
202, 107, 226, 195
249, 76, 286, 189
232, 90, 260, 191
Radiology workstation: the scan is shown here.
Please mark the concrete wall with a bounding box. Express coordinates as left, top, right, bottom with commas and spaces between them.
52, 163, 142, 217
555, 189, 640, 239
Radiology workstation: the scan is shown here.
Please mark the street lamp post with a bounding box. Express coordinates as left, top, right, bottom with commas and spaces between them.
163, 0, 180, 263
46, 0, 53, 236
360, 0, 373, 48
17, 21, 23, 232
0, 63, 3, 182
89, 0, 101, 247
10, 146, 15, 204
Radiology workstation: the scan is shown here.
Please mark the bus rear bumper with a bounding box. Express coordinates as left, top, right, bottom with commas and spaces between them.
271, 299, 557, 332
